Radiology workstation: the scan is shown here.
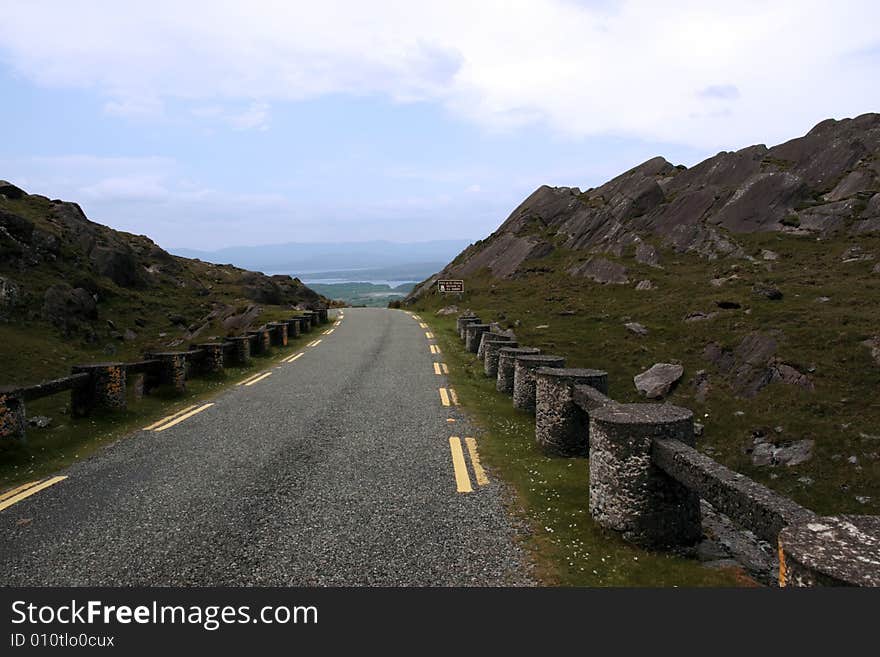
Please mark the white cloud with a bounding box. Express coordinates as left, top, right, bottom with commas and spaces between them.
1, 2, 878, 147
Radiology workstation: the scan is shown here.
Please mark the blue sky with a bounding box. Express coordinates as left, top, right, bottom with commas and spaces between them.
0, 1, 878, 250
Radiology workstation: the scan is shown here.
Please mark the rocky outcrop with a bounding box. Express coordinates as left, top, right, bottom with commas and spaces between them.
634, 363, 683, 399
568, 257, 629, 284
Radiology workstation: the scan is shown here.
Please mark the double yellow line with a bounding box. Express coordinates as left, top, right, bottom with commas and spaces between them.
449, 437, 489, 493
0, 476, 68, 513
281, 352, 304, 364
143, 403, 215, 432
322, 328, 335, 335
429, 345, 441, 355
439, 387, 459, 406
307, 339, 322, 347
433, 362, 449, 375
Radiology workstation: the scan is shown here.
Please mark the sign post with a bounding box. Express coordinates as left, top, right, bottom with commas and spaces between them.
437, 280, 464, 294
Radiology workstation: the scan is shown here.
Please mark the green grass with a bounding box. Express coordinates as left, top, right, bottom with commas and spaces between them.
0, 335, 312, 491
426, 314, 748, 586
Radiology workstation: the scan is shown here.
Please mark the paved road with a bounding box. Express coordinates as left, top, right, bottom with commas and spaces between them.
0, 308, 532, 585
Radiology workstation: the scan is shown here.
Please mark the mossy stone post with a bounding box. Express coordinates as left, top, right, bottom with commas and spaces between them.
497, 347, 540, 395
534, 368, 608, 456
229, 336, 251, 365
317, 307, 329, 324
248, 330, 271, 355
513, 354, 565, 413
286, 318, 301, 339
456, 314, 477, 336
0, 389, 26, 443
589, 403, 701, 548
778, 516, 880, 587
459, 316, 480, 341
196, 343, 225, 374
300, 315, 313, 333
477, 332, 511, 360
147, 352, 187, 394
268, 322, 288, 347
484, 338, 518, 378
70, 363, 127, 417
464, 323, 491, 353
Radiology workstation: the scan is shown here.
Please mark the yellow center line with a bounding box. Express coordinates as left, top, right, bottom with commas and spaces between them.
433, 362, 442, 375
0, 479, 45, 503
311, 339, 322, 347
326, 328, 335, 334
425, 332, 434, 339
430, 345, 441, 354
449, 437, 473, 493
237, 372, 265, 386
286, 352, 304, 363
419, 322, 428, 328
0, 476, 68, 513
465, 437, 489, 486
442, 363, 449, 374
244, 372, 272, 387
143, 404, 200, 430
153, 403, 215, 432
439, 388, 451, 406
449, 388, 459, 405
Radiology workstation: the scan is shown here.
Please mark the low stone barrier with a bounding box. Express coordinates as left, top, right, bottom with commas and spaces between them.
286, 318, 301, 339
459, 316, 481, 340
268, 322, 288, 347
456, 314, 478, 336
477, 331, 512, 360
512, 354, 565, 413
535, 367, 608, 456
228, 336, 251, 365
0, 390, 26, 442
464, 323, 491, 353
496, 347, 540, 395
145, 352, 188, 394
484, 338, 518, 378
195, 343, 225, 374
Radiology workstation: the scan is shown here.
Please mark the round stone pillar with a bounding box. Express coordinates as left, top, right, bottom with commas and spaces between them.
317, 307, 329, 324
196, 343, 225, 374
459, 316, 481, 340
456, 314, 477, 336
484, 339, 518, 378
496, 347, 540, 395
513, 354, 565, 413
299, 315, 313, 333
477, 331, 512, 360
71, 363, 128, 416
268, 322, 288, 346
228, 336, 251, 365
0, 389, 26, 443
147, 352, 187, 394
535, 368, 608, 456
779, 516, 880, 587
589, 403, 701, 548
286, 318, 301, 339
464, 323, 491, 353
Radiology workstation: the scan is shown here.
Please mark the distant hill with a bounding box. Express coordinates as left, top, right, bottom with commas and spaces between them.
309, 281, 415, 307
173, 240, 471, 281
0, 180, 328, 387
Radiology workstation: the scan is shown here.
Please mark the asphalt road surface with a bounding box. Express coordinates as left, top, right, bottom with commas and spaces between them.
0, 308, 533, 586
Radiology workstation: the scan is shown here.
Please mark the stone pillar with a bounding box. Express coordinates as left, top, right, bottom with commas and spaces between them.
464, 323, 491, 353
268, 322, 288, 346
535, 368, 608, 456
146, 352, 187, 394
196, 343, 225, 374
513, 354, 565, 413
477, 332, 512, 360
496, 347, 540, 395
286, 318, 301, 339
589, 403, 701, 548
459, 316, 480, 341
71, 363, 128, 416
456, 314, 477, 335
248, 330, 271, 355
228, 337, 251, 365
317, 307, 329, 324
0, 389, 26, 443
484, 339, 518, 378
779, 515, 880, 587
300, 315, 313, 333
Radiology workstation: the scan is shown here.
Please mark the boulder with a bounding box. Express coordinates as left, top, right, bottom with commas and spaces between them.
753, 284, 783, 300
625, 322, 648, 336
862, 337, 880, 366
634, 363, 684, 399
436, 305, 459, 315
42, 283, 97, 331
634, 242, 661, 267
684, 311, 717, 322
750, 438, 814, 467
635, 280, 655, 291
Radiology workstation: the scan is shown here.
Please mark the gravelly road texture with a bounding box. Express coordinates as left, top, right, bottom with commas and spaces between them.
0, 308, 534, 586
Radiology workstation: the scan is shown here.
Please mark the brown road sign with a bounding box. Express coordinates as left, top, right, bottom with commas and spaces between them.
437, 280, 464, 293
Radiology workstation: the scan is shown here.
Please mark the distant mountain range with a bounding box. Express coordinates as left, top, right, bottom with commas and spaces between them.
172, 240, 472, 281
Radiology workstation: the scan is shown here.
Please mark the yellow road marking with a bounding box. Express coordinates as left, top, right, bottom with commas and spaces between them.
307, 339, 319, 347
439, 388, 451, 406
425, 332, 434, 339
311, 339, 322, 347
153, 403, 214, 432
237, 372, 265, 386
447, 418, 456, 423
143, 404, 199, 430
430, 345, 441, 354
449, 388, 459, 405
285, 352, 304, 363
0, 476, 68, 513
449, 437, 473, 493
465, 437, 489, 486
0, 479, 45, 503
433, 362, 442, 375
441, 363, 449, 374
419, 322, 429, 328
326, 328, 334, 334
244, 372, 272, 387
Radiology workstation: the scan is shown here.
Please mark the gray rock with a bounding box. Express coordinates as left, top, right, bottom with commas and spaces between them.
751, 439, 814, 467
634, 242, 661, 267
761, 249, 779, 260
753, 284, 783, 300
41, 284, 98, 332
684, 311, 717, 322
568, 257, 629, 284
691, 369, 711, 402
123, 329, 138, 341
625, 322, 648, 336
635, 279, 655, 290
435, 305, 459, 316
862, 337, 880, 366
633, 363, 684, 399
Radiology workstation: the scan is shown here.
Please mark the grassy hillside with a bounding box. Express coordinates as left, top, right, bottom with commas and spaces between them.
409, 230, 880, 518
